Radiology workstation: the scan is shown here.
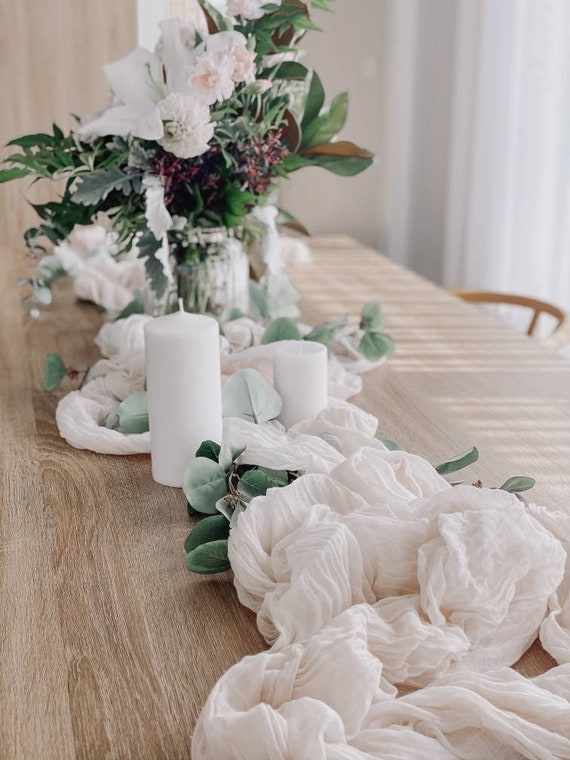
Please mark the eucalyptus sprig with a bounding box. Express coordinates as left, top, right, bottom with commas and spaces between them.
259, 301, 396, 362
183, 433, 299, 574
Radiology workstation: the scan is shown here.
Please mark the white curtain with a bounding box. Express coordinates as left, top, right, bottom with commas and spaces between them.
381, 0, 570, 310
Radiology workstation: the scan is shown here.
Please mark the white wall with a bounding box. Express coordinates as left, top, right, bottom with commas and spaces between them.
280, 0, 387, 251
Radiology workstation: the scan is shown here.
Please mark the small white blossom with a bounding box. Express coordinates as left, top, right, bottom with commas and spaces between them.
157, 93, 214, 158
227, 0, 281, 19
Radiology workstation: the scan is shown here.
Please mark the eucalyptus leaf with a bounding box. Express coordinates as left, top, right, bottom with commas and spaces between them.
249, 281, 269, 321
105, 408, 120, 430
361, 302, 383, 331
222, 369, 282, 424
184, 514, 230, 554
229, 501, 245, 529
435, 447, 479, 476
195, 440, 221, 463
117, 391, 149, 434
358, 332, 395, 361
185, 539, 230, 575
215, 497, 234, 522
500, 476, 536, 493
261, 317, 301, 344
238, 468, 289, 500
219, 429, 246, 471
380, 439, 402, 451
43, 353, 67, 392
183, 458, 227, 514
304, 315, 347, 347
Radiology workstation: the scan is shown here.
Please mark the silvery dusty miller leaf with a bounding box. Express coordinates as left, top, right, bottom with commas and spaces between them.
222, 368, 282, 424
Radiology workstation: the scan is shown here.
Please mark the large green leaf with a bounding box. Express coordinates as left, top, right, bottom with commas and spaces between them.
303, 141, 374, 176
183, 458, 227, 514
302, 70, 325, 128
0, 167, 31, 183
261, 317, 301, 344
185, 539, 230, 575
184, 514, 230, 554
43, 353, 67, 392
435, 447, 479, 476
222, 369, 282, 424
72, 166, 133, 205
117, 391, 149, 434
302, 92, 348, 148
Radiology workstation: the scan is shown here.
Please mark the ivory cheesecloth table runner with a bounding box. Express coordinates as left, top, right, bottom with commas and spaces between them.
1, 235, 569, 759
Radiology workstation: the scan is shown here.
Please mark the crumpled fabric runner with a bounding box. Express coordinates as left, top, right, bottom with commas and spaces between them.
192, 406, 570, 758
55, 315, 383, 455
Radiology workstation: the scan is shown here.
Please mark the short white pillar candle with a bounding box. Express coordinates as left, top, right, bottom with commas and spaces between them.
273, 341, 328, 429
144, 303, 222, 487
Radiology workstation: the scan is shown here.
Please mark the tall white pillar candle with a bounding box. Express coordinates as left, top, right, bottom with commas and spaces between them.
273, 341, 328, 429
144, 306, 222, 487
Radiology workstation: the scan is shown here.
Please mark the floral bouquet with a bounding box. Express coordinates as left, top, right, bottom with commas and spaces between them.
1, 0, 373, 312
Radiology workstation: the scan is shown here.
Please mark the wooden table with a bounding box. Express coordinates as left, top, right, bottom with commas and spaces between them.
1, 236, 570, 759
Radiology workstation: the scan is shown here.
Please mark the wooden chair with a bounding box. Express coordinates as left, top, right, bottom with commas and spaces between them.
450, 290, 566, 338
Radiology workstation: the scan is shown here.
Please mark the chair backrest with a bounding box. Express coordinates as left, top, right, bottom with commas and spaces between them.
450, 290, 565, 338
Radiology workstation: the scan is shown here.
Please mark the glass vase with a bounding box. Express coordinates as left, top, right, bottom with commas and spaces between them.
143, 228, 250, 317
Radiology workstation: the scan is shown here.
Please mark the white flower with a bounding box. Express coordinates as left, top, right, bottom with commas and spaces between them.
188, 51, 236, 105
78, 20, 203, 143
156, 93, 214, 158
227, 0, 280, 20
205, 31, 256, 83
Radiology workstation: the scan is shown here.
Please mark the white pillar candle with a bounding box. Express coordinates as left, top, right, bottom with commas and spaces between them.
144, 303, 222, 487
273, 341, 328, 429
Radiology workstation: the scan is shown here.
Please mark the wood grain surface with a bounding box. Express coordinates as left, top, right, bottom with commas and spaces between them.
1, 236, 570, 758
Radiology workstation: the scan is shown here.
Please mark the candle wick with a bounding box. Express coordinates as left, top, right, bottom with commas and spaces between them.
178, 298, 185, 313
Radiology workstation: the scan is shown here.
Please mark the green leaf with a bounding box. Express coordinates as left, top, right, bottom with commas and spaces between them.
0, 167, 31, 183
195, 440, 221, 463
138, 230, 167, 299
238, 467, 289, 500
380, 439, 402, 451
117, 390, 149, 434
435, 447, 479, 476
222, 368, 282, 424
219, 429, 246, 471
184, 514, 230, 554
116, 291, 143, 320
304, 316, 347, 347
305, 152, 374, 177
72, 166, 134, 205
43, 353, 67, 392
7, 132, 54, 147
302, 92, 348, 148
105, 408, 120, 429
302, 70, 325, 128
185, 539, 230, 575
358, 332, 395, 361
361, 302, 383, 331
183, 458, 228, 515
249, 281, 270, 321
261, 317, 301, 344
500, 476, 536, 493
